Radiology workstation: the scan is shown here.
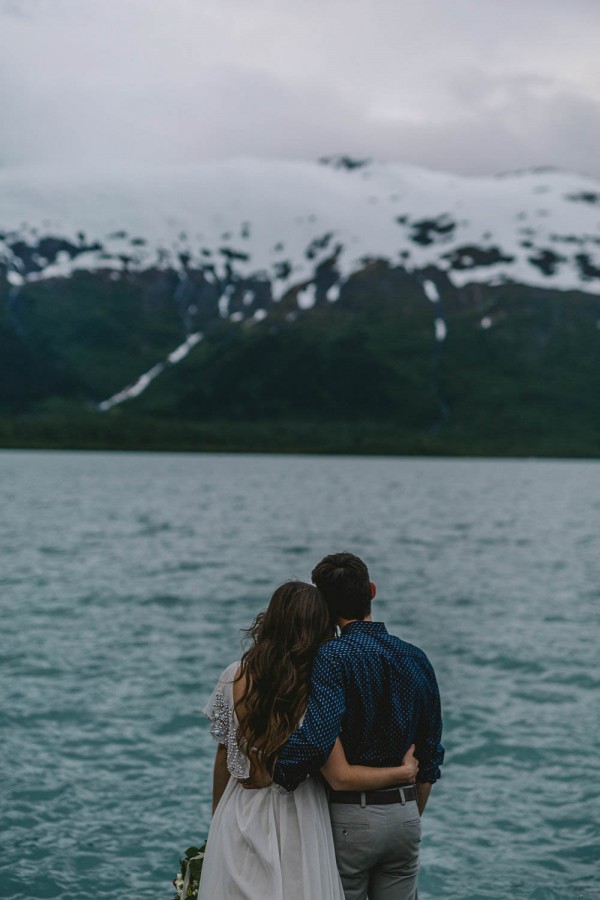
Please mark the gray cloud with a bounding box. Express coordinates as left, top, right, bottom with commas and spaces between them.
1, 0, 599, 177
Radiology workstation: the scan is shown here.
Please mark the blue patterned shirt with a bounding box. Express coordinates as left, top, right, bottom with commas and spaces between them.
273, 620, 444, 792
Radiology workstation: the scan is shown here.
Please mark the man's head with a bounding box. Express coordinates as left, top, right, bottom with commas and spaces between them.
311, 552, 373, 622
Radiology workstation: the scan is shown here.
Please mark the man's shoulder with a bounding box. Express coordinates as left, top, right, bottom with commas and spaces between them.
386, 633, 429, 660
315, 637, 350, 663
316, 628, 430, 663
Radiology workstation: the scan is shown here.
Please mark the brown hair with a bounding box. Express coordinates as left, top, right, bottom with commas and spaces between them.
235, 581, 333, 774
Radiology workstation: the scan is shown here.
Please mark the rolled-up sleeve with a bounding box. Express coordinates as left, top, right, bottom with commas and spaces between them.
416, 656, 444, 784
273, 650, 346, 792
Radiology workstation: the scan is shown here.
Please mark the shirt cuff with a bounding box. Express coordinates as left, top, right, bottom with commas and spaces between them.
273, 763, 306, 792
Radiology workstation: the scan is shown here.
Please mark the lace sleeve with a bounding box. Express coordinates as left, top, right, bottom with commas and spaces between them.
207, 691, 231, 743
203, 662, 250, 780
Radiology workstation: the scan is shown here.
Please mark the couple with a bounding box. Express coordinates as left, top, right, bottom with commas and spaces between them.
200, 552, 444, 900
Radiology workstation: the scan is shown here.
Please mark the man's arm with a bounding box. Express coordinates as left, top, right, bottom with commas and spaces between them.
212, 744, 229, 814
273, 649, 346, 791
414, 653, 444, 804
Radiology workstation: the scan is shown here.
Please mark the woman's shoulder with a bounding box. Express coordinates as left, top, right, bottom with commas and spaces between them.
216, 660, 241, 684
205, 661, 241, 707
203, 661, 240, 721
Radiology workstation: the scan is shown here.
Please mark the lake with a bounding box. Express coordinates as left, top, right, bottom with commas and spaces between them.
0, 451, 598, 899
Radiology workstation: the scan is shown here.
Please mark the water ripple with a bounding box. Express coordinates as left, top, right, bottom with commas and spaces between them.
0, 452, 599, 899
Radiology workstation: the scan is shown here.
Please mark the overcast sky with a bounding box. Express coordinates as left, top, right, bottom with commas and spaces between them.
1, 0, 599, 177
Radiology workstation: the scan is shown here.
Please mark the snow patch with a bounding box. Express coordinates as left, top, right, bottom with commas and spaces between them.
297, 283, 317, 310
423, 279, 440, 303
99, 332, 203, 411
480, 316, 493, 329
7, 271, 25, 287
99, 363, 165, 411
434, 318, 447, 342
218, 293, 230, 318
167, 331, 202, 364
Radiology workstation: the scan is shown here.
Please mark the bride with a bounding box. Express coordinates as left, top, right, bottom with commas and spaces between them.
199, 581, 419, 899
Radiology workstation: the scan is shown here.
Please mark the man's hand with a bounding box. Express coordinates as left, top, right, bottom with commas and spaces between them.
401, 744, 419, 783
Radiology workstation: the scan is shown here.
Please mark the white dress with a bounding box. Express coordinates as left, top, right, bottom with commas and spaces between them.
199, 662, 345, 900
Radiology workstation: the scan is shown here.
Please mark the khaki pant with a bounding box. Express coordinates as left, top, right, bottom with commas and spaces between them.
329, 798, 421, 900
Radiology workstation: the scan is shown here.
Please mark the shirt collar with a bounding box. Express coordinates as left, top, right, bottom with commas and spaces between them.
340, 620, 388, 636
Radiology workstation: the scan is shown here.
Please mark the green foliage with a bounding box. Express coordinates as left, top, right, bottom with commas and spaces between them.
436, 284, 600, 453
172, 843, 206, 899
135, 297, 438, 427
2, 268, 600, 456
0, 269, 184, 409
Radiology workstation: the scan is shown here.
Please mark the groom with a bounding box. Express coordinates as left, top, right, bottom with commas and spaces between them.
273, 552, 444, 900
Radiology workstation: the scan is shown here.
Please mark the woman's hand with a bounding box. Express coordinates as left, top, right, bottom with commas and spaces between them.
401, 744, 419, 783
239, 759, 272, 790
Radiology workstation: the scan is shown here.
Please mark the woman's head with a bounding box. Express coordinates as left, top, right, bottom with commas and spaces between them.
236, 581, 333, 773
250, 580, 333, 653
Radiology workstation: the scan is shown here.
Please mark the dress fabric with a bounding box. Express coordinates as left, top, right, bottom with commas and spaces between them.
198, 662, 345, 900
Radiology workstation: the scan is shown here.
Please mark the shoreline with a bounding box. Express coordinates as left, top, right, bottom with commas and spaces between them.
1, 415, 599, 459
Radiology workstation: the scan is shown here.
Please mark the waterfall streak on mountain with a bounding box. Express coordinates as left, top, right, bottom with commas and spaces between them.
98, 332, 203, 411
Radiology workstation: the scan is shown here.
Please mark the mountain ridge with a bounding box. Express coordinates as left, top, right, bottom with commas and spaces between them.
2, 157, 599, 298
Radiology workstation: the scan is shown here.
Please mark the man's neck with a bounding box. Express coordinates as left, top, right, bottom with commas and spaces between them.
337, 614, 373, 629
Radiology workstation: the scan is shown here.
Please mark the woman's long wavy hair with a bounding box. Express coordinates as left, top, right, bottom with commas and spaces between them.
235, 581, 334, 775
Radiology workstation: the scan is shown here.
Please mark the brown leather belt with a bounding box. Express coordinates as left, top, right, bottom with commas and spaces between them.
329, 785, 417, 805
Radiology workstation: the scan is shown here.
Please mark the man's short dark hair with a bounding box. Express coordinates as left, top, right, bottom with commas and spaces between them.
311, 552, 371, 621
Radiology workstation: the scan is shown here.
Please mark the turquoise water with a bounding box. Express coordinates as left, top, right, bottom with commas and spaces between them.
1, 451, 598, 899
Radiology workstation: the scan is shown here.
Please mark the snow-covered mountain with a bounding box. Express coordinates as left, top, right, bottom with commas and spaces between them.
2, 157, 600, 451
2, 156, 599, 302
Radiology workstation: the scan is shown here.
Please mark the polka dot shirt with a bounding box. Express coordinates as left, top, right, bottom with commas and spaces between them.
273, 620, 444, 792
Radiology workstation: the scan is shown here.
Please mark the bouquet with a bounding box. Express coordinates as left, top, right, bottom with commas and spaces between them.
172, 843, 206, 900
